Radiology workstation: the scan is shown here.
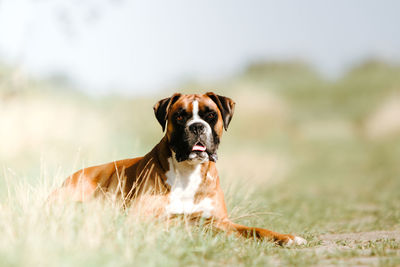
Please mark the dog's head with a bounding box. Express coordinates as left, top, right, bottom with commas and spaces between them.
153, 92, 235, 163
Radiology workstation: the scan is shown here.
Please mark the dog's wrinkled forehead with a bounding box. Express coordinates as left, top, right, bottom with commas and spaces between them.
169, 95, 218, 115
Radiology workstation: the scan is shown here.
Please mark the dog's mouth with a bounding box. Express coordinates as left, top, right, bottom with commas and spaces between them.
192, 142, 206, 152
174, 140, 217, 163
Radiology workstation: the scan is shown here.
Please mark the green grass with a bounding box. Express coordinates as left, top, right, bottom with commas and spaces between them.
1, 129, 399, 266
1, 60, 400, 266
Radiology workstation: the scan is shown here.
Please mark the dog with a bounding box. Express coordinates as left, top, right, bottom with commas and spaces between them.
50, 92, 306, 246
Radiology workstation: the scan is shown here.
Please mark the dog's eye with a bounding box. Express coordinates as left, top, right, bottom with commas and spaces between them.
176, 115, 184, 121
205, 112, 216, 120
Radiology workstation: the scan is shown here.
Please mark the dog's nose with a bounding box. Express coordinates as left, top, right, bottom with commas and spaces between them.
189, 122, 205, 135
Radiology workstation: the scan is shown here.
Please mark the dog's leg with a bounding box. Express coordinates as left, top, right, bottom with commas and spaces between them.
213, 219, 307, 246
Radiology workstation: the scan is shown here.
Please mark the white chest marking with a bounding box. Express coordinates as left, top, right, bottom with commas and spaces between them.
165, 157, 214, 218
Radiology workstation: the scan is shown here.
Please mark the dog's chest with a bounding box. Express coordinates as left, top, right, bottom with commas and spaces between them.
165, 159, 214, 218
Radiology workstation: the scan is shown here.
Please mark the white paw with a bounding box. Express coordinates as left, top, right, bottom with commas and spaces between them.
286, 236, 307, 246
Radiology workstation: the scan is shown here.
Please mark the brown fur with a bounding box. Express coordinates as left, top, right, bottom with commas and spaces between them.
50, 93, 300, 245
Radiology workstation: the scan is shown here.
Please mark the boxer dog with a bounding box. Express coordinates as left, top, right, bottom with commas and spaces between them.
51, 92, 306, 246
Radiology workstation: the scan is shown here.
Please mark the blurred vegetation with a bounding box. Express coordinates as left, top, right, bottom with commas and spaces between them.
1, 59, 400, 177
1, 59, 400, 265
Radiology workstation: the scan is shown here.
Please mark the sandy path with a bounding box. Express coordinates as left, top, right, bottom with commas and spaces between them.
320, 230, 400, 242
308, 230, 400, 266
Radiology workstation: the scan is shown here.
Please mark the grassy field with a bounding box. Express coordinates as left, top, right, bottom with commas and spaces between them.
1, 60, 400, 266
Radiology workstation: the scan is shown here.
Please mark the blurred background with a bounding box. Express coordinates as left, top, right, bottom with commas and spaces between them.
1, 0, 400, 193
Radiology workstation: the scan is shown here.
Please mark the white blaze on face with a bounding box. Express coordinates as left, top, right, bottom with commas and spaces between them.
187, 100, 212, 136
192, 100, 200, 120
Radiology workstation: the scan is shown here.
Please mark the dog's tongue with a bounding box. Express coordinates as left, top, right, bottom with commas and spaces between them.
192, 144, 206, 152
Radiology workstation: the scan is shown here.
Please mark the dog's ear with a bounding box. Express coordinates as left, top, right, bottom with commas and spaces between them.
153, 93, 181, 131
206, 92, 235, 130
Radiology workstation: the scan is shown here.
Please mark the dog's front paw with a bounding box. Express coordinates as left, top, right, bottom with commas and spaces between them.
284, 235, 307, 246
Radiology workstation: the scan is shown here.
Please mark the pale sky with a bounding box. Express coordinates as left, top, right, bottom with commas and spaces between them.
0, 0, 399, 95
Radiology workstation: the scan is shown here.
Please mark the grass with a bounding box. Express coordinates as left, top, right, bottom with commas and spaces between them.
1, 60, 400, 266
